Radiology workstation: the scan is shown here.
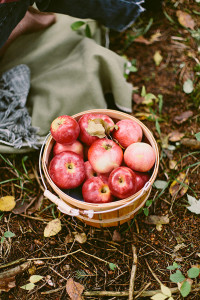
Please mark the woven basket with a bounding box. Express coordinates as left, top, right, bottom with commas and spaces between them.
40, 109, 159, 228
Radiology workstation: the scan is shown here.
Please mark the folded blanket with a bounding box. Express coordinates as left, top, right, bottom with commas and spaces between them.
0, 14, 133, 153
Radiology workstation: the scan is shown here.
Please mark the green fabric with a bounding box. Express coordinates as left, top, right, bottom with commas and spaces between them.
0, 14, 132, 153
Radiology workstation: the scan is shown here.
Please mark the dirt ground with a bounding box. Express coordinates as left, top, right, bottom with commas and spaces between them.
0, 1, 200, 299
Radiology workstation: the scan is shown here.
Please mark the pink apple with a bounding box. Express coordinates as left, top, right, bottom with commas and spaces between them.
84, 161, 110, 181
124, 142, 156, 172
53, 140, 84, 158
112, 119, 142, 148
82, 177, 113, 203
49, 151, 85, 189
78, 113, 115, 146
108, 167, 137, 199
50, 115, 80, 144
134, 171, 150, 193
88, 138, 123, 173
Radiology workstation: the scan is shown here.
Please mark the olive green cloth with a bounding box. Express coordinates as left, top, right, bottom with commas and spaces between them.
0, 14, 133, 153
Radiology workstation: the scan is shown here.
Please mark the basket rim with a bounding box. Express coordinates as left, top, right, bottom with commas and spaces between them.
41, 109, 159, 210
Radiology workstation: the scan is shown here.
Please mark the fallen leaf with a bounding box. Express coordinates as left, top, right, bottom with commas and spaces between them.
176, 10, 196, 30
161, 284, 172, 297
160, 134, 169, 149
0, 276, 16, 292
168, 131, 184, 142
156, 224, 163, 231
187, 194, 200, 214
169, 160, 178, 170
44, 218, 62, 237
0, 196, 16, 211
29, 275, 44, 284
65, 234, 74, 244
145, 215, 169, 225
154, 180, 168, 190
132, 93, 145, 104
33, 260, 45, 266
169, 173, 189, 198
151, 293, 168, 300
74, 232, 87, 244
20, 282, 35, 291
173, 110, 193, 124
134, 31, 161, 45
66, 278, 84, 300
174, 243, 186, 252
86, 119, 106, 138
28, 265, 36, 275
181, 138, 200, 150
112, 230, 123, 242
153, 50, 163, 66
12, 200, 31, 214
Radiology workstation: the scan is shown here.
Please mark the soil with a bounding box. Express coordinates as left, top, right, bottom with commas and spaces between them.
0, 1, 200, 300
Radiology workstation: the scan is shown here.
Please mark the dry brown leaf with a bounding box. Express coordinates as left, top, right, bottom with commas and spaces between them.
132, 93, 145, 104
0, 196, 16, 212
169, 160, 178, 170
168, 131, 184, 142
145, 215, 169, 225
173, 110, 193, 124
66, 277, 84, 300
181, 138, 200, 150
176, 10, 196, 30
65, 234, 74, 244
0, 276, 16, 292
74, 232, 87, 244
44, 218, 61, 237
169, 173, 189, 198
86, 119, 106, 138
174, 243, 186, 252
112, 230, 123, 242
134, 31, 161, 45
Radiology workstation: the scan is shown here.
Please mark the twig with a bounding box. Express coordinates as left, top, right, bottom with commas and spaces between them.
83, 287, 179, 297
0, 258, 26, 270
19, 214, 50, 222
145, 259, 162, 285
135, 282, 151, 299
27, 249, 82, 261
41, 286, 65, 294
0, 261, 31, 279
129, 245, 137, 300
49, 266, 69, 281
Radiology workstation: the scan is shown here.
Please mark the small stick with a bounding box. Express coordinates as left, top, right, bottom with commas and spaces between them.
135, 282, 151, 299
145, 259, 162, 285
129, 245, 137, 300
0, 258, 26, 270
28, 249, 82, 261
0, 261, 31, 279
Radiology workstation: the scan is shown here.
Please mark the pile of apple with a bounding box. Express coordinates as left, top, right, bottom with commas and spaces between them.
48, 113, 156, 204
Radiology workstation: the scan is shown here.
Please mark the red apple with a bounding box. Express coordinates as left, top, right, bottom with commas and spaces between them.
112, 119, 142, 148
134, 171, 150, 193
108, 166, 137, 199
124, 142, 156, 172
78, 113, 115, 146
49, 151, 85, 189
84, 161, 110, 181
88, 138, 123, 173
53, 140, 84, 158
82, 177, 113, 203
50, 115, 80, 144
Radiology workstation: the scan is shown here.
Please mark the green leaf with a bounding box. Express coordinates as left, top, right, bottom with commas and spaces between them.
180, 280, 191, 297
170, 270, 185, 283
29, 275, 44, 283
1, 236, 5, 243
187, 267, 200, 278
161, 284, 171, 297
109, 263, 117, 271
183, 79, 194, 94
146, 200, 153, 207
151, 293, 168, 300
20, 282, 35, 291
85, 24, 92, 38
155, 119, 161, 135
167, 265, 176, 270
173, 262, 181, 269
141, 86, 146, 97
158, 94, 163, 114
195, 132, 200, 141
129, 66, 138, 72
143, 207, 149, 216
154, 180, 168, 190
4, 231, 15, 238
71, 21, 85, 31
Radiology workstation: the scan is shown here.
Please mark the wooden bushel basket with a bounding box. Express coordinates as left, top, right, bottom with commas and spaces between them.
40, 109, 159, 228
